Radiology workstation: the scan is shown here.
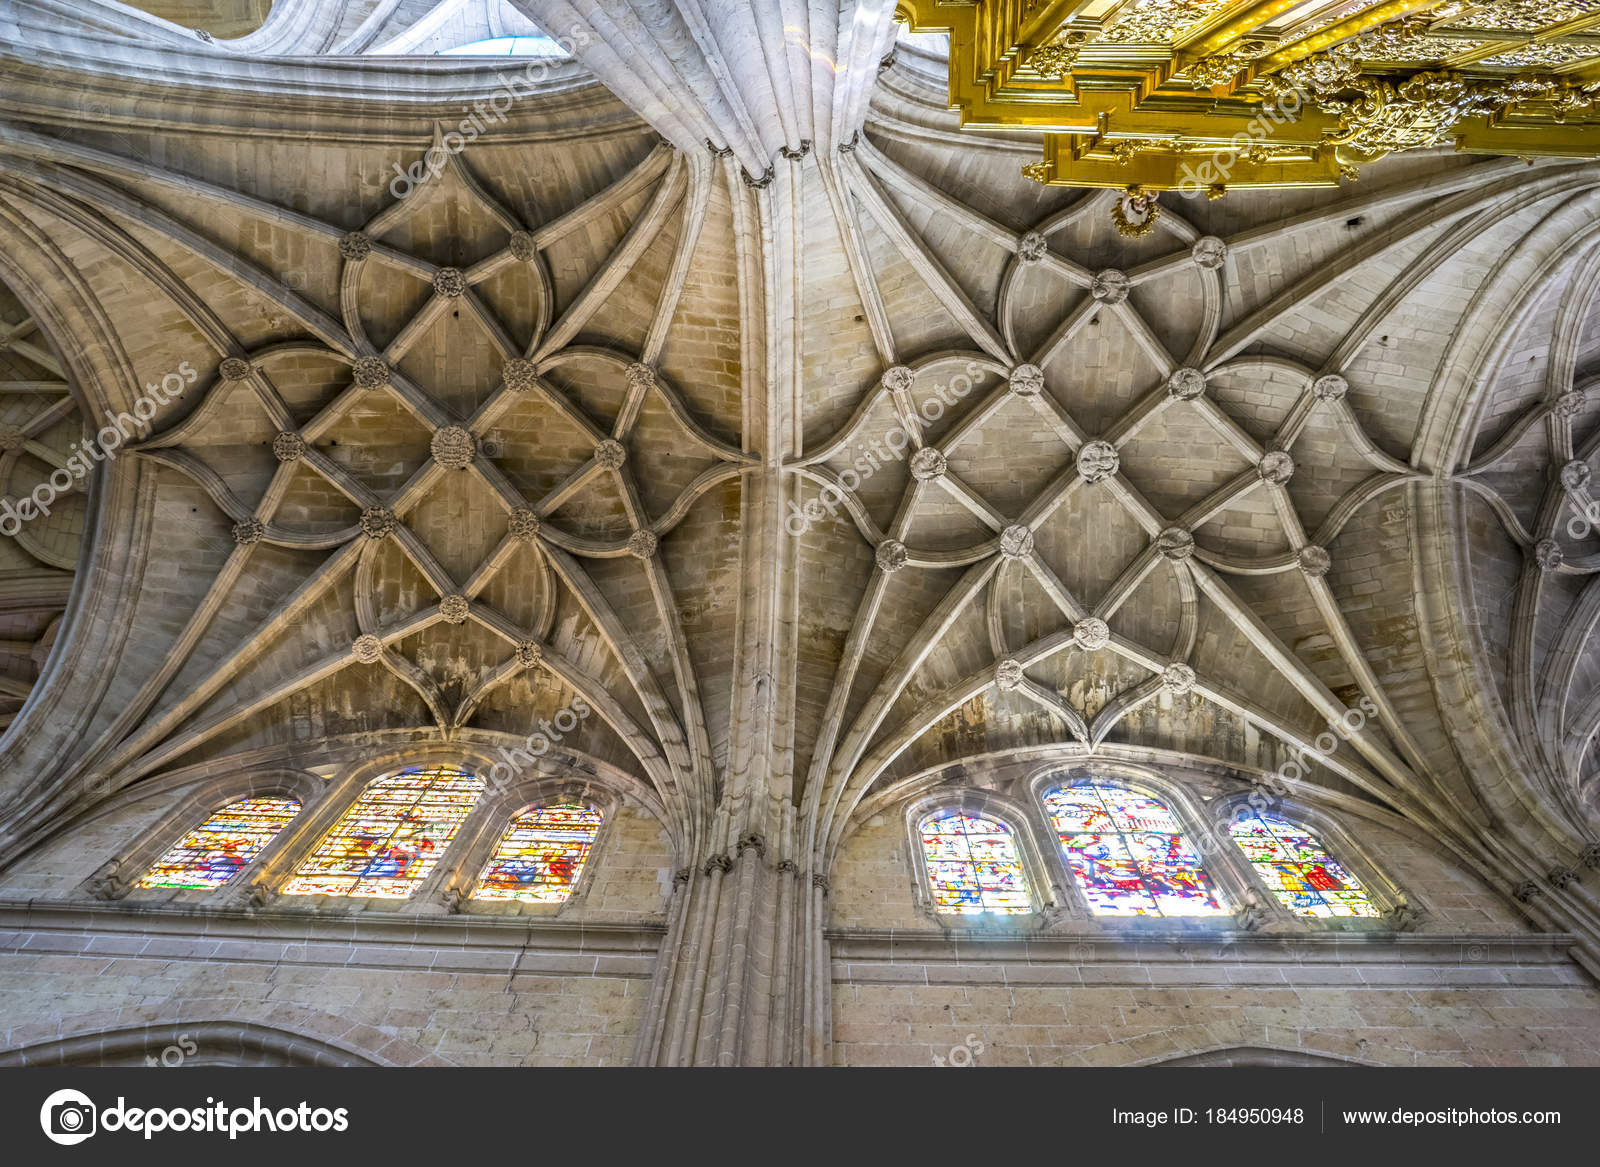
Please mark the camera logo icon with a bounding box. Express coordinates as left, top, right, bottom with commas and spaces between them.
40, 1089, 97, 1146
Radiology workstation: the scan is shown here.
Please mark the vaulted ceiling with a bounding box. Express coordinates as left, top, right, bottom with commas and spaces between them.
1, 1, 1598, 937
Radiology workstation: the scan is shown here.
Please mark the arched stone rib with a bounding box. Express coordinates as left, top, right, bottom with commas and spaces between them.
1176, 469, 1262, 532
532, 155, 688, 360
1088, 676, 1165, 748
537, 541, 700, 790
793, 381, 889, 466
935, 471, 1009, 532
0, 122, 353, 244
432, 131, 528, 237
839, 151, 1010, 363
8, 527, 73, 573
1010, 465, 1083, 534
821, 626, 1078, 856
646, 370, 755, 463
371, 369, 454, 434
1561, 684, 1600, 775
0, 175, 240, 361
508, 369, 612, 447
643, 152, 711, 365
1109, 300, 1176, 379
787, 465, 887, 545
798, 485, 925, 835
1013, 676, 1090, 745
8, 395, 74, 453
1206, 180, 1547, 370
132, 449, 252, 523
119, 644, 369, 783
530, 459, 608, 522
457, 290, 519, 361
382, 294, 456, 365
1461, 386, 1590, 478
1506, 557, 1549, 767
1191, 396, 1263, 463
817, 161, 896, 366
1023, 555, 1090, 624
612, 469, 711, 775
1457, 477, 1536, 547
854, 140, 1035, 255
1538, 577, 1600, 751
1094, 545, 1163, 619
1104, 381, 1177, 449
388, 525, 461, 598
1025, 294, 1098, 372
825, 557, 1000, 791
1328, 400, 1414, 476
1305, 566, 1437, 781
1033, 187, 1114, 239
1330, 174, 1600, 376
1191, 546, 1299, 575
1311, 472, 1423, 548
381, 644, 452, 733
90, 532, 368, 781
300, 375, 382, 446
453, 629, 683, 829
1188, 559, 1418, 788
297, 449, 383, 512
1224, 157, 1549, 260
530, 143, 675, 251
1, 157, 352, 355
1425, 209, 1600, 477
650, 464, 752, 534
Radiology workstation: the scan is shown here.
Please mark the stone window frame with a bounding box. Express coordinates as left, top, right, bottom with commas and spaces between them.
83, 768, 326, 907
431, 775, 620, 917
902, 788, 1060, 927
1208, 792, 1423, 931
257, 746, 504, 914
1025, 761, 1261, 928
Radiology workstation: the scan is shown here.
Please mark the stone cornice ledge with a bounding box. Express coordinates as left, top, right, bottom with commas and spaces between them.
826, 928, 1586, 987
0, 899, 667, 978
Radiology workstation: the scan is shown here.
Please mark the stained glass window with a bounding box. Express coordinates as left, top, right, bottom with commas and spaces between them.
280, 765, 484, 899
1045, 782, 1229, 917
1229, 810, 1380, 917
472, 802, 603, 904
919, 810, 1032, 915
135, 796, 300, 890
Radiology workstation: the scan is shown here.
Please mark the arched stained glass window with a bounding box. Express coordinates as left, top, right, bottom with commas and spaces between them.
135, 796, 300, 890
1045, 782, 1228, 917
472, 802, 602, 903
1229, 810, 1380, 917
281, 765, 484, 899
919, 810, 1032, 915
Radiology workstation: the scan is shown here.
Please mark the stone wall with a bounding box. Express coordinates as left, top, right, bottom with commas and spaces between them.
826, 789, 1600, 1066
0, 780, 676, 1066
0, 904, 659, 1067
829, 934, 1600, 1066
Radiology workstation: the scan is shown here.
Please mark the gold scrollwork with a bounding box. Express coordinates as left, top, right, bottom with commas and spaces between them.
1028, 29, 1090, 76
1188, 39, 1271, 90
1111, 187, 1161, 238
